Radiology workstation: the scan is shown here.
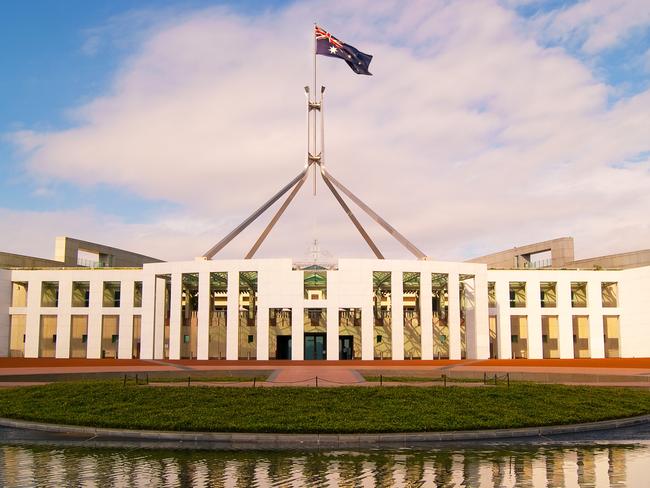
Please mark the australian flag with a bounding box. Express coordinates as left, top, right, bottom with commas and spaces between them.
315, 25, 372, 75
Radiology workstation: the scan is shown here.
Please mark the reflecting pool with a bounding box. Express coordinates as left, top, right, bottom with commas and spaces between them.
1, 443, 650, 487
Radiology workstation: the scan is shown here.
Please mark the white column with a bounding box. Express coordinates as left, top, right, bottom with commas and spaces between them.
494, 279, 512, 360
420, 272, 433, 360
197, 271, 210, 360
226, 271, 239, 360
326, 304, 338, 360
139, 274, 156, 359
56, 279, 72, 358
472, 272, 490, 359
153, 276, 167, 359
527, 279, 543, 359
24, 280, 41, 358
292, 305, 304, 360
448, 273, 461, 360
557, 279, 574, 358
168, 272, 182, 360
587, 279, 605, 358
87, 278, 103, 359
0, 270, 10, 357
257, 303, 269, 360
391, 271, 404, 360
118, 280, 134, 359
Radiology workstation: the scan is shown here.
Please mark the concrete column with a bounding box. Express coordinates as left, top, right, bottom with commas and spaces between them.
448, 273, 461, 360
420, 272, 433, 360
226, 271, 239, 360
87, 278, 103, 359
118, 280, 134, 359
257, 303, 269, 360
55, 279, 72, 358
326, 304, 338, 360
292, 305, 304, 360
168, 272, 182, 360
587, 279, 605, 358
472, 272, 490, 359
391, 271, 404, 360
197, 271, 210, 360
527, 279, 543, 359
139, 274, 156, 359
494, 279, 512, 360
557, 279, 574, 358
153, 276, 167, 359
24, 280, 41, 357
0, 270, 10, 357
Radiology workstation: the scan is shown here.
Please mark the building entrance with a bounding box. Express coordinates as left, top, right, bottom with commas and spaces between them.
304, 333, 326, 360
339, 335, 354, 360
276, 335, 292, 360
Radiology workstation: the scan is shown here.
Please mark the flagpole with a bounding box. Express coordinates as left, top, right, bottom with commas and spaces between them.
312, 22, 317, 196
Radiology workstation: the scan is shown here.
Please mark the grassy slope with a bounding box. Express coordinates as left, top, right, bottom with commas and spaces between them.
1, 382, 649, 434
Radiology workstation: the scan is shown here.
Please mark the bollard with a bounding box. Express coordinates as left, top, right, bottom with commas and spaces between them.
146, 373, 149, 385
507, 373, 510, 387
135, 373, 138, 385
380, 374, 383, 387
316, 376, 319, 388
483, 372, 486, 385
188, 376, 191, 387
494, 374, 497, 386
253, 377, 256, 388
123, 374, 127, 387
443, 374, 447, 387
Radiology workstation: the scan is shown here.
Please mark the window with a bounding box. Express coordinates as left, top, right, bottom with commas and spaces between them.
133, 281, 143, 307
103, 282, 121, 307
11, 282, 28, 307
601, 282, 618, 307
41, 282, 59, 307
304, 269, 327, 300
571, 282, 587, 307
487, 282, 496, 307
72, 282, 90, 307
509, 282, 526, 308
540, 282, 557, 308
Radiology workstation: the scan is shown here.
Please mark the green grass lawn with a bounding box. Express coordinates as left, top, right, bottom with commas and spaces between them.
0, 382, 649, 434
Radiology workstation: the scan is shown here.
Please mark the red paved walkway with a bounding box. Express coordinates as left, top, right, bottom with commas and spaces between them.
1, 358, 649, 387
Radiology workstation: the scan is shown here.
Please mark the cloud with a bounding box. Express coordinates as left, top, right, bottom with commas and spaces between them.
534, 0, 650, 53
4, 0, 650, 262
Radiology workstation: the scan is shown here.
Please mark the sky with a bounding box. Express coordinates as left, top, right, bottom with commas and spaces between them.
1, 0, 649, 263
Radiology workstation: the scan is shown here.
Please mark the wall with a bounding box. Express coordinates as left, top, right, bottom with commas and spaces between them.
0, 269, 11, 356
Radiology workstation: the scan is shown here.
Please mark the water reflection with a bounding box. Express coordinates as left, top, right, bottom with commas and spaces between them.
0, 444, 648, 487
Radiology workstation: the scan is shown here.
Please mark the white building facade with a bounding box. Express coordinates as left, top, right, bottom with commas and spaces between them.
1, 258, 649, 360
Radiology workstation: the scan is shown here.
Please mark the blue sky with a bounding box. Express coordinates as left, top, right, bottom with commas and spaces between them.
1, 0, 649, 261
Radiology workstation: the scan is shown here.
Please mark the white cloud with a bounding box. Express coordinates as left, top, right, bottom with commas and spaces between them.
534, 0, 650, 53
4, 0, 650, 262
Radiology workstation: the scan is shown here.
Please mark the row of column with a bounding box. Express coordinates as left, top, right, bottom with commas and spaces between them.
16, 278, 139, 359
140, 270, 490, 361
494, 278, 611, 359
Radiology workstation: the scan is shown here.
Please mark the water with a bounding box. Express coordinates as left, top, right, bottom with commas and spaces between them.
1, 443, 650, 487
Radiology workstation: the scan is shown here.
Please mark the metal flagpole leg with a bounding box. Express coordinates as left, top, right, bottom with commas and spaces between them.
202, 166, 310, 259
322, 168, 427, 260
320, 168, 384, 259
245, 167, 311, 259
